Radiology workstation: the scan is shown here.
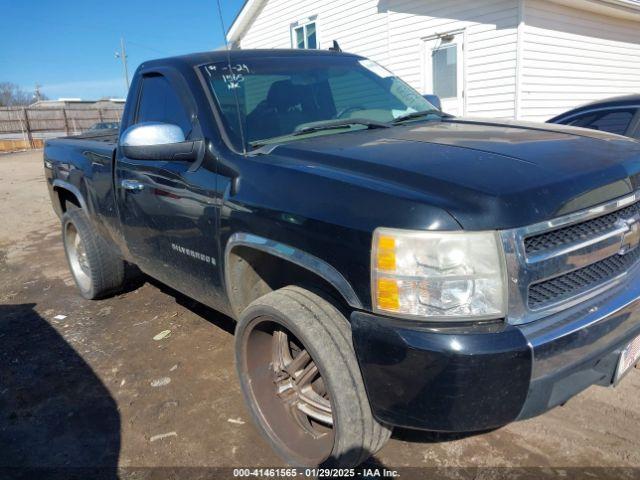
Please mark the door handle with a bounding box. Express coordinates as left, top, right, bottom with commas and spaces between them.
121, 179, 145, 192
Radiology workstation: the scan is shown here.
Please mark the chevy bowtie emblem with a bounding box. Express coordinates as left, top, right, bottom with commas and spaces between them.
619, 217, 640, 255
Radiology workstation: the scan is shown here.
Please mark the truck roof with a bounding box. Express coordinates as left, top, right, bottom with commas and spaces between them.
142, 49, 363, 69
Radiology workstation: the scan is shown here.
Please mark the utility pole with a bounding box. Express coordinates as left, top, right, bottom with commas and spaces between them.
115, 36, 130, 92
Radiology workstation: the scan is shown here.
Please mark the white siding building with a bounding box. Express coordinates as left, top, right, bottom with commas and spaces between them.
227, 0, 640, 121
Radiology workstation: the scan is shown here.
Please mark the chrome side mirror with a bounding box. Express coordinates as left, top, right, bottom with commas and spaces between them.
121, 122, 185, 147
120, 122, 201, 161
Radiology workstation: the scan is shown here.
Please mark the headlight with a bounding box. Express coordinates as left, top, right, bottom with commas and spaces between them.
371, 228, 507, 321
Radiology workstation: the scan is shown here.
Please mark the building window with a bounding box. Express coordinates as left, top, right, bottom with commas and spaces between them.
432, 44, 457, 99
292, 21, 317, 49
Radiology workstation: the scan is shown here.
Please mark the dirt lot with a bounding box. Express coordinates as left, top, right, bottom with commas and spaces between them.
1, 150, 639, 478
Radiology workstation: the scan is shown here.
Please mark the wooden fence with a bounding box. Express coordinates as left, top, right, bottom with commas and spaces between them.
0, 106, 124, 152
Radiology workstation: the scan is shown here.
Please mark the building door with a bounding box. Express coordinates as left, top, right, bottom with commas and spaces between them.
424, 32, 464, 115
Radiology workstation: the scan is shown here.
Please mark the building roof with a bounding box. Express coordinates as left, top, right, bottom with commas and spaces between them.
30, 98, 126, 108
227, 0, 264, 44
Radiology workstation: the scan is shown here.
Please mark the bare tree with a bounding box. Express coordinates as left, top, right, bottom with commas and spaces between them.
0, 82, 48, 106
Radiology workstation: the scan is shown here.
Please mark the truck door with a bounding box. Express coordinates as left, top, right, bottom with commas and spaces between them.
115, 71, 225, 309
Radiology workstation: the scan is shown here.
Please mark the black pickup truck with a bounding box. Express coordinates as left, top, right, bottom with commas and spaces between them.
44, 49, 640, 468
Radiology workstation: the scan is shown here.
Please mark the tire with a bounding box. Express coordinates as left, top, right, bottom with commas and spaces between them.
235, 286, 392, 467
62, 208, 127, 299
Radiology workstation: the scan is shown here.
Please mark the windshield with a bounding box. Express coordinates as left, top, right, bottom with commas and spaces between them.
202, 55, 438, 150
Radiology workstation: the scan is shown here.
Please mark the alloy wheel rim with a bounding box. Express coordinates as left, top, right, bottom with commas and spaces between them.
271, 329, 333, 438
242, 317, 335, 465
66, 223, 92, 292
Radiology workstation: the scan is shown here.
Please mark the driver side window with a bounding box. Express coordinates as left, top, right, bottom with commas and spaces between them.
136, 74, 192, 137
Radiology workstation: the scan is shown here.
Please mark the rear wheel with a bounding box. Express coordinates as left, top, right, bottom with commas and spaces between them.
235, 286, 391, 467
62, 208, 127, 299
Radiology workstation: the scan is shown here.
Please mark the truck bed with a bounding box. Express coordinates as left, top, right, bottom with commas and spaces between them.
45, 129, 118, 166
63, 128, 119, 144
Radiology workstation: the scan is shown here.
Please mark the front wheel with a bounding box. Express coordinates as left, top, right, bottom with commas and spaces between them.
235, 286, 391, 467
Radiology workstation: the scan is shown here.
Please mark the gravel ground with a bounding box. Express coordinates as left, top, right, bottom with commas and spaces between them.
1, 150, 639, 479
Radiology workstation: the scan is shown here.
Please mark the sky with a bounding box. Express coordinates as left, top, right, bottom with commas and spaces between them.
0, 0, 246, 100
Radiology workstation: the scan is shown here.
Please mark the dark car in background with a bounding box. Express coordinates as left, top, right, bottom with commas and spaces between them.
86, 121, 120, 132
548, 94, 640, 139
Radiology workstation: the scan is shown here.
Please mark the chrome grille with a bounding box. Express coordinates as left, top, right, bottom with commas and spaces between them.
525, 202, 640, 254
501, 191, 640, 324
528, 248, 640, 309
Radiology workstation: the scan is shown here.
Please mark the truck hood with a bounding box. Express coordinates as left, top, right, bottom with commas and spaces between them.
266, 118, 640, 230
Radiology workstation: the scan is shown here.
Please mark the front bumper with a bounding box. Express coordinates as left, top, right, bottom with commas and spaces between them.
351, 272, 640, 432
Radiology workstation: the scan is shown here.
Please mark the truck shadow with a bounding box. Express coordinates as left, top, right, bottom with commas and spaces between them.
145, 277, 237, 336
0, 303, 120, 479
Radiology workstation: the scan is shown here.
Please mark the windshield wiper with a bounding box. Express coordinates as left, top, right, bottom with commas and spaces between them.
250, 118, 389, 149
391, 109, 452, 124
292, 118, 390, 136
